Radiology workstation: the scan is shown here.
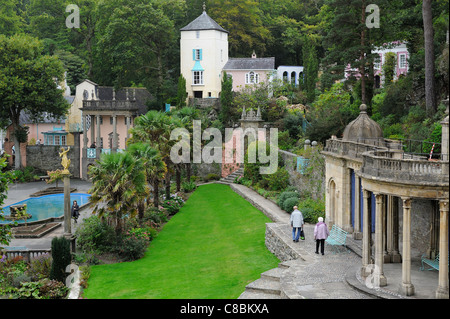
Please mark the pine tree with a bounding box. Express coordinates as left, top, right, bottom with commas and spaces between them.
176, 74, 187, 108
220, 72, 233, 125
303, 38, 319, 103
50, 236, 72, 283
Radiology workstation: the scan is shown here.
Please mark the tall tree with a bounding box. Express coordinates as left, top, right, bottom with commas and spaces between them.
95, 0, 177, 106
88, 151, 147, 234
0, 34, 69, 169
127, 142, 167, 210
129, 111, 182, 201
303, 36, 319, 103
209, 0, 271, 57
219, 71, 233, 125
0, 0, 23, 36
422, 0, 437, 114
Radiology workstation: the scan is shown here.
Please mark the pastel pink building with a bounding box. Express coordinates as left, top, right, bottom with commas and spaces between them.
222, 53, 275, 91
345, 41, 409, 88
69, 80, 152, 179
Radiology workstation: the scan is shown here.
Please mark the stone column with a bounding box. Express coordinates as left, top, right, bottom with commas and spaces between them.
353, 177, 362, 239
82, 114, 88, 149
82, 114, 88, 164
399, 197, 415, 296
386, 195, 394, 263
436, 200, 449, 299
361, 189, 372, 278
96, 115, 101, 154
374, 193, 387, 286
112, 115, 117, 152
126, 116, 131, 142
90, 115, 95, 147
63, 174, 71, 237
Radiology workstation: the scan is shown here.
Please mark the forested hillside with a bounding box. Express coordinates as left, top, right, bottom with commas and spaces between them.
1, 0, 449, 147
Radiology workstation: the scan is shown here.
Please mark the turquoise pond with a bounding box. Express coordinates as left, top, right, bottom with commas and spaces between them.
0, 193, 91, 224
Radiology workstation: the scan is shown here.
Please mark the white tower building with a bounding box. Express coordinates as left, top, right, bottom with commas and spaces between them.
180, 5, 229, 99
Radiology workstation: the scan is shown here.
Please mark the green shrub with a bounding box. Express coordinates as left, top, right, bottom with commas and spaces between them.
182, 181, 197, 192
144, 207, 168, 227
162, 199, 182, 215
276, 191, 299, 207
116, 234, 149, 261
298, 198, 325, 223
49, 236, 71, 283
204, 173, 220, 182
262, 167, 290, 191
75, 215, 116, 254
283, 197, 300, 212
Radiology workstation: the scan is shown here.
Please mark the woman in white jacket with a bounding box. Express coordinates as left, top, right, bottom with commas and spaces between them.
290, 206, 304, 242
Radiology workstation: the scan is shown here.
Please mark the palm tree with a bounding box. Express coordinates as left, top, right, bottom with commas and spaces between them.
127, 142, 167, 211
129, 110, 182, 200
172, 107, 200, 187
88, 151, 147, 234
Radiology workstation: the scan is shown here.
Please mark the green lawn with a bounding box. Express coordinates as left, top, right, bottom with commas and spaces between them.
83, 183, 279, 299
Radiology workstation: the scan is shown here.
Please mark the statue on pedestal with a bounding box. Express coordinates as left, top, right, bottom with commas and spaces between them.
59, 147, 71, 175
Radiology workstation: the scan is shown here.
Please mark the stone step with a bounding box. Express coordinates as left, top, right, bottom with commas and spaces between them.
244, 278, 281, 296
238, 290, 283, 299
261, 267, 286, 282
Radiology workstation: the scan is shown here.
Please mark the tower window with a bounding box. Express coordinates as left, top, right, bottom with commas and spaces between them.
193, 49, 202, 61
193, 71, 204, 85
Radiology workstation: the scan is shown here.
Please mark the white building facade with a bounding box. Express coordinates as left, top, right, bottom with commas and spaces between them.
180, 9, 229, 99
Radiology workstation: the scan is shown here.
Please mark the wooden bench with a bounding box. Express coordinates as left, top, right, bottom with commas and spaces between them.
420, 253, 439, 271
325, 225, 349, 253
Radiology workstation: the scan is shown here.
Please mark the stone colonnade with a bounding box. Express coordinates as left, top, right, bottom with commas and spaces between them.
82, 113, 133, 155
359, 185, 449, 299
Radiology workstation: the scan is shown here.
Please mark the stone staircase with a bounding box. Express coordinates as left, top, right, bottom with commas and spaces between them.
219, 167, 244, 184
238, 260, 305, 299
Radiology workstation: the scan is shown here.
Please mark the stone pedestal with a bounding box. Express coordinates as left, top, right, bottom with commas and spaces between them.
63, 175, 71, 237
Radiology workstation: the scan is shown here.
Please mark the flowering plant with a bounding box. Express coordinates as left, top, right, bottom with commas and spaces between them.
125, 227, 153, 242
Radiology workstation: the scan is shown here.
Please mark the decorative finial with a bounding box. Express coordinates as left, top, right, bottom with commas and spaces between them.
203, 2, 206, 12
360, 104, 368, 113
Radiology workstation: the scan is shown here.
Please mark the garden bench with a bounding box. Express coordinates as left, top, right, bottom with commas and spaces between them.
39, 175, 50, 181
325, 225, 349, 253
420, 253, 440, 271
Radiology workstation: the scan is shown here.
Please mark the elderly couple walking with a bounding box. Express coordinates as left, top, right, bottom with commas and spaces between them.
290, 206, 329, 255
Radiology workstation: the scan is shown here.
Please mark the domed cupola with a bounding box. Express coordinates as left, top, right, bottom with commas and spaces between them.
342, 104, 385, 146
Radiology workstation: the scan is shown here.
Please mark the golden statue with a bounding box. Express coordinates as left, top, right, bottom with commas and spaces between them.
59, 146, 71, 174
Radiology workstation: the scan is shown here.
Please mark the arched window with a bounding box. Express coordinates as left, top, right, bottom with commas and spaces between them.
246, 71, 259, 84
283, 71, 288, 82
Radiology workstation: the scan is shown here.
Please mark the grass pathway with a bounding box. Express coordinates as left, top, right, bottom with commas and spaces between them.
83, 183, 279, 299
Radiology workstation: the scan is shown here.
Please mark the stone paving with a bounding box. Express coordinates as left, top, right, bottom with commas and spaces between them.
231, 183, 440, 299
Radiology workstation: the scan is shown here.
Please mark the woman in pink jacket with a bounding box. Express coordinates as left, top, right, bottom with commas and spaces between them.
314, 217, 329, 255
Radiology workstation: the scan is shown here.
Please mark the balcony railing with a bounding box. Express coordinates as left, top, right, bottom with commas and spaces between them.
323, 138, 448, 185
82, 100, 137, 111
361, 150, 448, 184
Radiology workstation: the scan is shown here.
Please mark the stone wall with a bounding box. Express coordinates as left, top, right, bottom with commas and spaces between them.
26, 144, 81, 178
279, 149, 325, 201
265, 223, 300, 262
398, 198, 435, 258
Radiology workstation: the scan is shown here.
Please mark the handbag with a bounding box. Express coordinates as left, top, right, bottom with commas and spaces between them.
300, 228, 305, 240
